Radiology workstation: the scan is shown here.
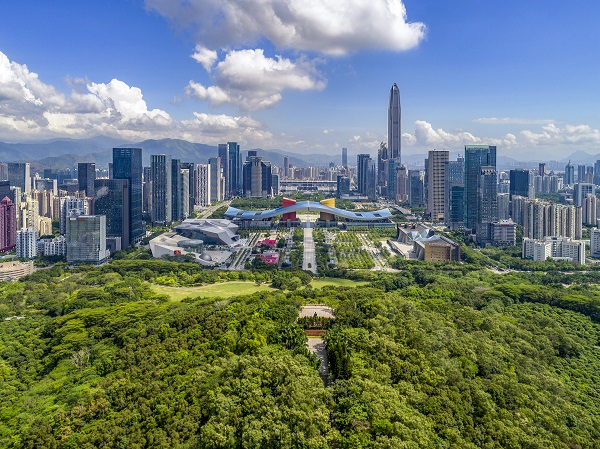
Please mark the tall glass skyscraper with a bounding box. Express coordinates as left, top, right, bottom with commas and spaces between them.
464, 145, 497, 239
228, 142, 241, 197
78, 162, 96, 197
388, 83, 401, 163
94, 178, 130, 248
113, 147, 143, 243
150, 154, 172, 225
218, 144, 229, 198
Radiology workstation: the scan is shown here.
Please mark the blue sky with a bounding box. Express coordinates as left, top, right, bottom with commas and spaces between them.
0, 0, 599, 160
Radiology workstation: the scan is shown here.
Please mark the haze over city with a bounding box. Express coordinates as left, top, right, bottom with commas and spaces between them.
1, 0, 600, 160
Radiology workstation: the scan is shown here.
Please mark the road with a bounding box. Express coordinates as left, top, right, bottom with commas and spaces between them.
229, 232, 260, 270
197, 199, 231, 219
302, 228, 317, 273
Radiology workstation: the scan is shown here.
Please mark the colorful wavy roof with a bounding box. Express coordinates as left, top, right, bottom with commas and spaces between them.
224, 201, 392, 221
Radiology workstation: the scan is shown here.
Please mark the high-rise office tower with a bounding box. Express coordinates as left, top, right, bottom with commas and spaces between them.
0, 163, 7, 181
228, 142, 241, 197
564, 161, 575, 185
336, 175, 350, 198
388, 83, 401, 162
445, 156, 464, 227
396, 165, 408, 203
574, 183, 594, 207
408, 170, 424, 207
180, 162, 196, 217
142, 166, 152, 216
377, 142, 388, 187
94, 178, 130, 249
341, 148, 348, 168
539, 163, 546, 178
180, 168, 190, 218
66, 215, 108, 264
60, 197, 86, 235
283, 156, 290, 178
426, 150, 449, 221
35, 178, 58, 195
477, 166, 499, 245
218, 144, 229, 198
262, 161, 272, 197
509, 169, 530, 199
497, 193, 510, 220
242, 156, 272, 198
8, 162, 30, 194
386, 158, 399, 200
0, 197, 17, 252
357, 154, 372, 196
243, 156, 263, 198
577, 164, 586, 183
208, 157, 222, 203
150, 154, 172, 225
113, 147, 143, 243
464, 145, 497, 234
78, 162, 96, 197
594, 160, 600, 186
171, 159, 182, 222
194, 164, 211, 207
585, 167, 594, 184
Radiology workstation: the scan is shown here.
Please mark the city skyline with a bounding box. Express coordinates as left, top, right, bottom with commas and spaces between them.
1, 1, 600, 160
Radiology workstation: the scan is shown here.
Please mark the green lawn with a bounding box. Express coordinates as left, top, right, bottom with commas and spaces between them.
152, 281, 275, 301
153, 277, 367, 301
310, 278, 368, 288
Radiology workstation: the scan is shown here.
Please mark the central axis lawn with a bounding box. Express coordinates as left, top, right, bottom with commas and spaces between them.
152, 278, 368, 301
152, 281, 275, 301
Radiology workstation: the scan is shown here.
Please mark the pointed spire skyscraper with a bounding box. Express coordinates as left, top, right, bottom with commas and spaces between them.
388, 83, 401, 163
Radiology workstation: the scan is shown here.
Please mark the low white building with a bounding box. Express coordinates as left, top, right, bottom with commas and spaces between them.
522, 236, 585, 264
38, 235, 67, 257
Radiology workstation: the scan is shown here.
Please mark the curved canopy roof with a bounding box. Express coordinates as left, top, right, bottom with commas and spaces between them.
225, 201, 392, 221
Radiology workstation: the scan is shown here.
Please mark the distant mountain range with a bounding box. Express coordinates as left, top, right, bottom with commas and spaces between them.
0, 136, 598, 171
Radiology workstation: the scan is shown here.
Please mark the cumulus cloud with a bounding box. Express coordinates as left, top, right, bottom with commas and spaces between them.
520, 123, 600, 146
145, 0, 426, 55
191, 45, 218, 71
402, 120, 600, 153
0, 49, 272, 146
187, 49, 325, 110
401, 121, 527, 150
475, 117, 555, 125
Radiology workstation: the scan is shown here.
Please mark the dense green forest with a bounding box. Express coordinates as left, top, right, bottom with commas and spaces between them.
1, 260, 600, 448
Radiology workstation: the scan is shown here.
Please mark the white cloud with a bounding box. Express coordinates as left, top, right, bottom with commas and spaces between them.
191, 45, 218, 71
402, 120, 600, 154
187, 48, 325, 110
520, 123, 600, 146
475, 117, 555, 125
145, 0, 426, 55
0, 49, 275, 146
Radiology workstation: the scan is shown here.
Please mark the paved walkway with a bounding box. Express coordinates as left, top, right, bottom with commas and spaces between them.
299, 304, 335, 319
307, 337, 330, 385
302, 228, 317, 273
300, 304, 334, 386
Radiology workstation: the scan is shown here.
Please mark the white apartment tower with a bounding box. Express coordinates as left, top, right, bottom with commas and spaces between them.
195, 164, 211, 207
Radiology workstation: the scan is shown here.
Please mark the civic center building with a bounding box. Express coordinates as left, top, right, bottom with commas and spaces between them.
225, 197, 394, 229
